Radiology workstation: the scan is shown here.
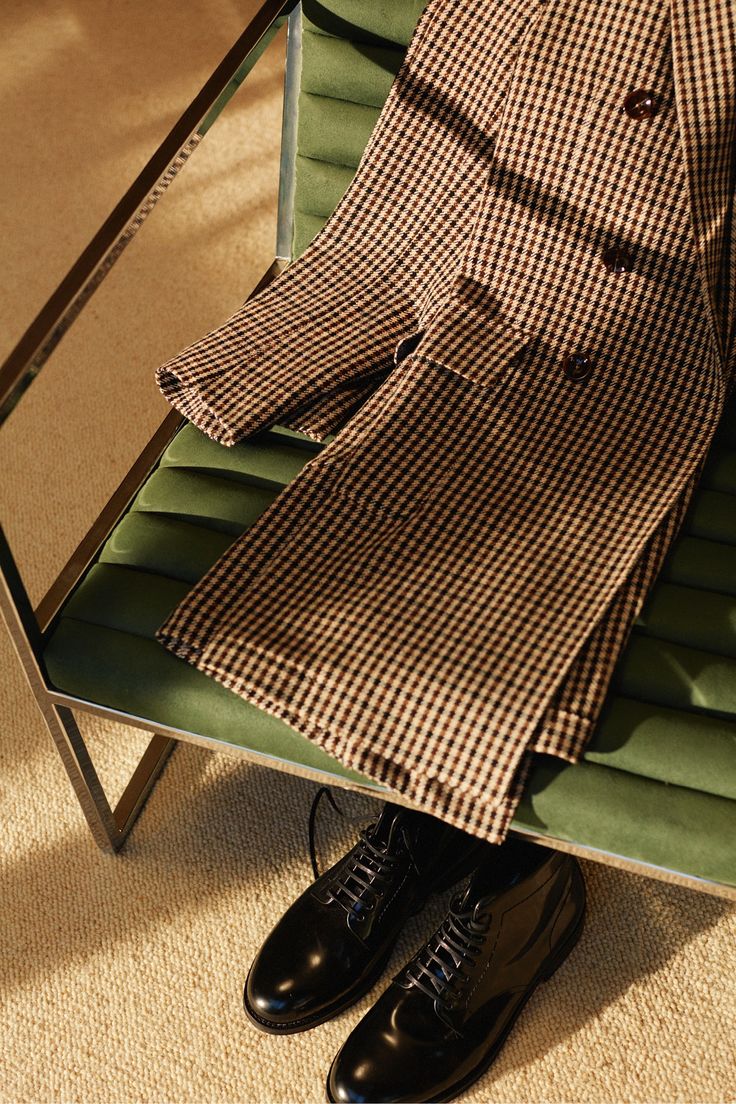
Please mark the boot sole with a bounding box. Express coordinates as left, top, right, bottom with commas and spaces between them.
325, 898, 587, 1103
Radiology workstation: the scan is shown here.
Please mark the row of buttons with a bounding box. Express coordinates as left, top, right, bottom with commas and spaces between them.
397, 89, 660, 385
563, 87, 659, 381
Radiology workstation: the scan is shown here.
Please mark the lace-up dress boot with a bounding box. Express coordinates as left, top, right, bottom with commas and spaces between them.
327, 839, 586, 1103
244, 801, 483, 1034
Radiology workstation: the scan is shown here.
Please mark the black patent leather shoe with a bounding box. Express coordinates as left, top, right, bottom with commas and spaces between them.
243, 800, 484, 1034
327, 838, 586, 1103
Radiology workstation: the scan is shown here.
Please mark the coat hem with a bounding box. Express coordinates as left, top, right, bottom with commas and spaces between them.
155, 628, 586, 845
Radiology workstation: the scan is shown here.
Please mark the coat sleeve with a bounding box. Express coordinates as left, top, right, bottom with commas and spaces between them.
153, 0, 462, 447
154, 237, 419, 447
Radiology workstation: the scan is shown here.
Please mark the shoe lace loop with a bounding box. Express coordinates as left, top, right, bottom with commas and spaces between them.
308, 786, 345, 882
404, 899, 491, 1008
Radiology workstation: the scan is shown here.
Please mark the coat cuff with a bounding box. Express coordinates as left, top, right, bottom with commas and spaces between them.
154, 325, 308, 447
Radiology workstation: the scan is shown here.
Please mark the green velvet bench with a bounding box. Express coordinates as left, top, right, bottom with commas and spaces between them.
2, 0, 735, 898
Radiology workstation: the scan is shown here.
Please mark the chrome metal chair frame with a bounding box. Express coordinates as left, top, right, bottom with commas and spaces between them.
2, 3, 734, 901
0, 0, 300, 853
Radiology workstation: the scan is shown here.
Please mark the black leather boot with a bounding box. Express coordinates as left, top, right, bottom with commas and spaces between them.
243, 800, 485, 1034
327, 838, 586, 1103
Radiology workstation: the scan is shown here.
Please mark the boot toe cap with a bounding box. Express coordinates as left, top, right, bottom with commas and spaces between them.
326, 1006, 436, 1102
244, 950, 328, 1030
244, 973, 302, 1027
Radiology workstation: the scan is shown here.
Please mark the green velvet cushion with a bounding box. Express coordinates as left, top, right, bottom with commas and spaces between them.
292, 2, 416, 258
42, 0, 736, 889
300, 30, 404, 107
44, 414, 736, 887
513, 757, 736, 889
47, 619, 373, 786
302, 0, 429, 48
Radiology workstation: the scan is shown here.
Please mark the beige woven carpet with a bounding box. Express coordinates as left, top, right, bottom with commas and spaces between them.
1, 2, 734, 1101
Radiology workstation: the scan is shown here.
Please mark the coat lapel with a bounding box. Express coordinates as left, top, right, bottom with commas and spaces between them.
670, 0, 736, 377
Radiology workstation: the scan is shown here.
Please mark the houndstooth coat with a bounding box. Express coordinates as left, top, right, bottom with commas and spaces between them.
154, 0, 736, 844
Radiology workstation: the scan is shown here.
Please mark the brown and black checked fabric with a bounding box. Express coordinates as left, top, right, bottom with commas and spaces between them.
155, 0, 541, 444
154, 0, 736, 843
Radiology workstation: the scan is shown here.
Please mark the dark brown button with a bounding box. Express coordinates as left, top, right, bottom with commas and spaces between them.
562, 352, 593, 382
623, 88, 658, 119
602, 243, 634, 273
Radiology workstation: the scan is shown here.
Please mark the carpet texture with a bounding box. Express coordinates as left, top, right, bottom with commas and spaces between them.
1, 2, 734, 1101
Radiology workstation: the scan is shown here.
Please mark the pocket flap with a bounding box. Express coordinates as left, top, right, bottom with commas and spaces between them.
411, 281, 531, 389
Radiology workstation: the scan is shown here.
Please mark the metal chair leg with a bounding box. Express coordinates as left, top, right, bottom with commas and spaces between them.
41, 700, 119, 851
48, 704, 176, 852
113, 727, 177, 845
1, 524, 175, 852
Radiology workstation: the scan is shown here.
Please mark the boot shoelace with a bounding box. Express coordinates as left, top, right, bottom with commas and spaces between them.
308, 786, 416, 921
403, 899, 491, 1009
325, 827, 408, 920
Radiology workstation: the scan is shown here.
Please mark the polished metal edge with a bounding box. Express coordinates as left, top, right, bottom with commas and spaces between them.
0, 534, 117, 849
44, 686, 736, 900
511, 826, 736, 902
114, 733, 177, 839
46, 687, 390, 799
275, 3, 302, 261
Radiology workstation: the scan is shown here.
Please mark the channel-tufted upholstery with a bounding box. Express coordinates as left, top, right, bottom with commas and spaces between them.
43, 0, 736, 887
